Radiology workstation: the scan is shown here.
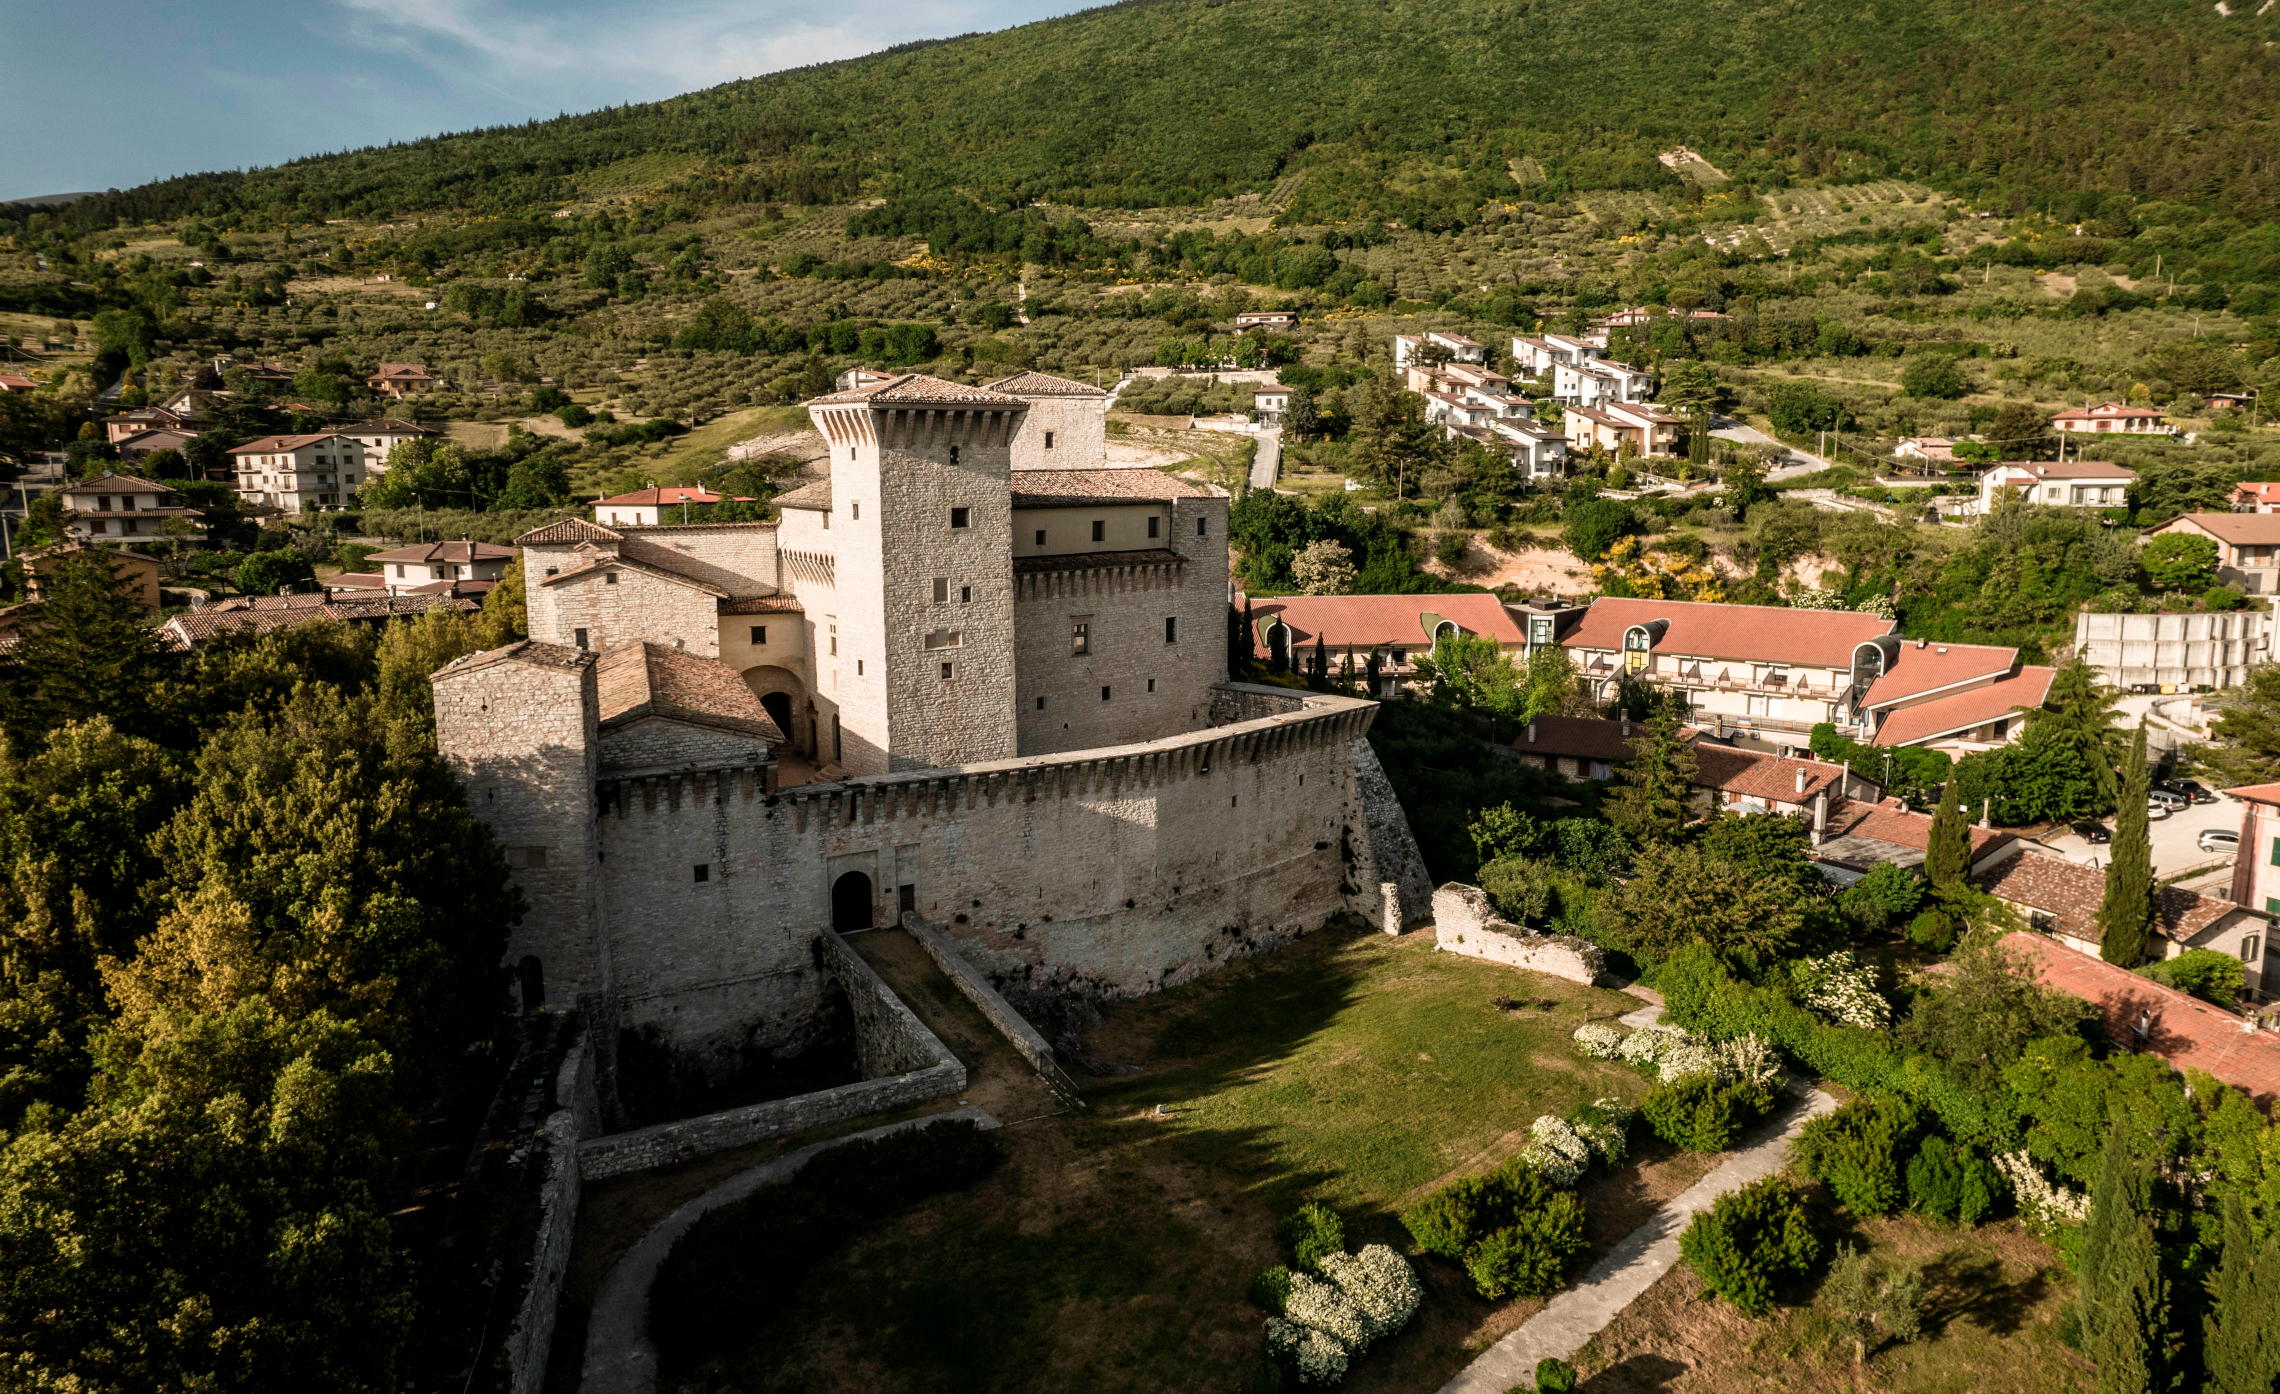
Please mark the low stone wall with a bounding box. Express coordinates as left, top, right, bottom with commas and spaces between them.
1430, 882, 1606, 986
576, 931, 966, 1180
905, 912, 1084, 1100
502, 1019, 598, 1394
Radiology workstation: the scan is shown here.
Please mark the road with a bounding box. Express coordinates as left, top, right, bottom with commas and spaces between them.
2030, 791, 2241, 886
1248, 427, 1281, 491
1708, 414, 1828, 477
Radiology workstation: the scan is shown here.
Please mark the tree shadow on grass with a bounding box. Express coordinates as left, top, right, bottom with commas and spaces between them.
1579, 1353, 1689, 1392
1919, 1246, 2048, 1339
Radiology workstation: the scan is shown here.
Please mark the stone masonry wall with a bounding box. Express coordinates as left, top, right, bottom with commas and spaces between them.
1354, 739, 1433, 926
876, 438, 1020, 770
1014, 559, 1221, 755
617, 525, 779, 598
591, 689, 1383, 1053
539, 565, 722, 658
1430, 882, 1605, 985
1007, 394, 1108, 471
502, 1021, 594, 1394
599, 714, 771, 773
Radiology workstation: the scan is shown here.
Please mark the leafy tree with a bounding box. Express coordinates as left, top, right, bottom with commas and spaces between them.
2019, 655, 2123, 808
2205, 1193, 2280, 1394
1291, 538, 1356, 594
1797, 1093, 1925, 1217
2138, 947, 2245, 1004
475, 556, 528, 649
1601, 842, 1808, 962
1, 551, 167, 750
2142, 533, 2221, 592
1900, 353, 1970, 399
1838, 861, 1924, 934
1819, 1243, 1924, 1366
1414, 633, 1522, 728
1719, 453, 1774, 513
1602, 710, 1697, 844
233, 548, 316, 597
2098, 723, 2155, 966
1680, 1177, 1820, 1316
1905, 1136, 1999, 1226
1897, 930, 2091, 1100
2198, 665, 2280, 790
1561, 497, 1637, 561
1521, 644, 1589, 721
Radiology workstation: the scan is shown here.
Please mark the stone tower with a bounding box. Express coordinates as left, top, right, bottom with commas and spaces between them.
803, 375, 1029, 772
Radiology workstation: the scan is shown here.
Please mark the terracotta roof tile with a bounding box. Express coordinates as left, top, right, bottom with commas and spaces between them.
2154, 512, 2280, 546
60, 472, 172, 494
1999, 932, 2280, 1104
1862, 641, 2021, 709
984, 370, 1109, 398
718, 595, 805, 614
1248, 593, 1525, 651
1981, 459, 2134, 480
1975, 851, 2239, 945
1510, 715, 1697, 763
2225, 782, 2280, 805
1816, 796, 2014, 868
228, 433, 351, 454
161, 593, 477, 651
1871, 666, 2053, 746
592, 486, 756, 507
1693, 746, 1848, 803
536, 553, 730, 598
1009, 470, 1221, 506
431, 639, 593, 682
515, 518, 623, 546
595, 642, 784, 744
809, 373, 1027, 406
1561, 597, 1896, 668
364, 540, 517, 564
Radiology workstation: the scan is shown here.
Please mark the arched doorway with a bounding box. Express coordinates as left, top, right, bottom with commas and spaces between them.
518, 956, 544, 1014
831, 871, 874, 931
759, 691, 793, 740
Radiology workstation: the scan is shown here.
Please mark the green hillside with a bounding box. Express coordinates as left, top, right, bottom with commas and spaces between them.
12, 0, 2280, 231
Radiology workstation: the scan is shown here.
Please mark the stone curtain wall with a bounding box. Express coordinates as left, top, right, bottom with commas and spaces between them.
591, 688, 1383, 1053
1430, 883, 1606, 986
576, 931, 966, 1179
501, 1021, 600, 1394
904, 912, 1082, 1099
1353, 740, 1433, 927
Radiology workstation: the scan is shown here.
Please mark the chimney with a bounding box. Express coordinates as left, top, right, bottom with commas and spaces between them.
1526, 721, 1537, 744
1621, 721, 1631, 737
1795, 767, 1810, 796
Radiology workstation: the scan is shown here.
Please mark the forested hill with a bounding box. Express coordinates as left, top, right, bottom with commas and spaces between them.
15, 0, 2280, 231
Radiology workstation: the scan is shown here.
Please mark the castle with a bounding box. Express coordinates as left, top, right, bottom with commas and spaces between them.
431, 372, 1420, 1092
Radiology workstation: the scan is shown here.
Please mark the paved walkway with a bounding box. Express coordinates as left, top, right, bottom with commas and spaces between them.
581, 1105, 1001, 1394
1248, 427, 1282, 491
1435, 1084, 1837, 1394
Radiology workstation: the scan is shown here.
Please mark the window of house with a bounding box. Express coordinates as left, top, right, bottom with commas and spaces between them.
941, 662, 955, 680
574, 628, 589, 649
934, 577, 949, 603
1035, 529, 1046, 545
829, 623, 838, 657
604, 571, 617, 585
1101, 686, 1111, 701
2244, 934, 2264, 963
1390, 648, 1407, 664
951, 507, 970, 529
856, 659, 864, 676
1044, 430, 1055, 449
2270, 836, 2280, 868
96, 496, 111, 511
1091, 520, 1105, 543
1165, 617, 1178, 643
90, 518, 106, 534
394, 564, 405, 578
1148, 515, 1160, 538
1072, 621, 1090, 655
750, 626, 766, 645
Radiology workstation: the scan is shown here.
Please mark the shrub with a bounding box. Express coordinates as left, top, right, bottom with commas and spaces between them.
1617, 1023, 1688, 1070
1462, 1200, 1589, 1299
1791, 951, 1892, 1029
1317, 1245, 1422, 1342
1657, 1039, 1724, 1083
1250, 1265, 1294, 1313
232, 548, 316, 596
1641, 1074, 1777, 1152
1572, 1022, 1624, 1060
1680, 1177, 1821, 1316
1905, 1136, 2000, 1227
2138, 947, 2245, 1004
1571, 1097, 1635, 1165
1906, 908, 1956, 952
1480, 854, 1558, 924
1283, 1271, 1370, 1349
1718, 1034, 1784, 1089
1534, 1357, 1579, 1392
1265, 1317, 1348, 1384
1520, 1115, 1592, 1186
1275, 1202, 1346, 1270
1796, 1093, 1925, 1217
651, 1119, 1001, 1360
1403, 1159, 1586, 1298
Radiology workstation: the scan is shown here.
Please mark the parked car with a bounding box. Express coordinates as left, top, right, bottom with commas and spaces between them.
2147, 800, 2172, 821
2150, 789, 2190, 812
2072, 820, 2112, 844
2199, 828, 2241, 853
2157, 779, 2218, 805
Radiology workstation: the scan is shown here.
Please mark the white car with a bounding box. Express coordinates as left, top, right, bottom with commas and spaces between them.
2199, 828, 2241, 853
2146, 800, 2171, 821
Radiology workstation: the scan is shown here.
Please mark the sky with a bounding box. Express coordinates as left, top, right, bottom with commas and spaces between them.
0, 0, 1084, 202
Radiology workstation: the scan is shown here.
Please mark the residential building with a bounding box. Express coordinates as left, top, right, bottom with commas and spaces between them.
2074, 610, 2270, 692
56, 472, 205, 544
1245, 593, 1525, 696
2051, 401, 2172, 437
2209, 393, 2258, 413
2233, 482, 2280, 512
357, 540, 517, 596
1997, 933, 2280, 1102
592, 486, 759, 527
1511, 334, 1600, 378
1813, 796, 2016, 878
834, 367, 898, 394
21, 544, 161, 610
367, 363, 440, 397
1553, 359, 1653, 408
114, 428, 200, 465
1953, 460, 2134, 517
1392, 332, 1487, 369
2144, 512, 2280, 594
211, 355, 293, 386
1692, 745, 1882, 819
228, 432, 376, 513
1894, 437, 1959, 465
1506, 714, 1689, 782
159, 593, 480, 652
1978, 849, 2270, 995
1563, 402, 1679, 458
1487, 417, 1570, 481
1234, 311, 1299, 331
99, 406, 195, 444
986, 370, 1112, 471
0, 375, 34, 393
1253, 387, 1291, 425
340, 418, 441, 463
1853, 637, 2054, 754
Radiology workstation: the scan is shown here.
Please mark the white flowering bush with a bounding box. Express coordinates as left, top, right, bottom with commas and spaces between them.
1657, 1040, 1724, 1083
1284, 1272, 1371, 1351
1572, 1097, 1636, 1165
1618, 1024, 1689, 1069
1520, 1115, 1592, 1186
1318, 1244, 1422, 1341
1795, 952, 1892, 1029
1573, 1021, 1625, 1059
1265, 1317, 1350, 1385
1716, 1033, 1784, 1089
1995, 1150, 2087, 1234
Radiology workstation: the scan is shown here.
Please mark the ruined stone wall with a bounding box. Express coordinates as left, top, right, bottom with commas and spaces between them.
1354, 739, 1433, 926
1430, 883, 1605, 985
599, 715, 771, 773
592, 690, 1382, 1052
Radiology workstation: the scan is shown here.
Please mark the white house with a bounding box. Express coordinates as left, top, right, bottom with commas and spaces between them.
592, 485, 758, 527
1489, 418, 1570, 480
346, 540, 517, 597
1954, 460, 2134, 517
228, 432, 377, 513
1253, 387, 1292, 425
1554, 359, 1653, 407
1393, 331, 1488, 369
57, 472, 205, 544
2051, 402, 2173, 437
341, 418, 440, 463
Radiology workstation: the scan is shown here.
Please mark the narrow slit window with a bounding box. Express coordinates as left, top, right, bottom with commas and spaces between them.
1149, 515, 1160, 538
1072, 621, 1090, 655
1091, 520, 1105, 543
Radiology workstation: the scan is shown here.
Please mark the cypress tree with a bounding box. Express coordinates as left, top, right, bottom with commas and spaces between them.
2027, 655, 2124, 807
1341, 643, 1356, 695
1309, 633, 1329, 688
2099, 723, 2155, 966
2204, 1193, 2280, 1394
2079, 1118, 2175, 1394
1925, 775, 1971, 891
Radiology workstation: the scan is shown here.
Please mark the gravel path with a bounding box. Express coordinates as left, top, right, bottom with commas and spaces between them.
1434, 1082, 1836, 1394
580, 1105, 1001, 1394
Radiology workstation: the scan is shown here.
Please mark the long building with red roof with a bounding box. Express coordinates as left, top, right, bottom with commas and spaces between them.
1999, 932, 2280, 1101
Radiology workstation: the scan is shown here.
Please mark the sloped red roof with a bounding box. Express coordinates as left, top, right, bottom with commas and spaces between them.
2153, 512, 2280, 546
365, 540, 516, 564
1862, 641, 2021, 710
1561, 597, 1895, 668
595, 642, 784, 744
1509, 715, 1692, 763
1975, 851, 2241, 946
593, 486, 755, 508
1818, 796, 2014, 862
1871, 666, 2053, 746
1248, 593, 1525, 652
2050, 402, 2160, 422
1693, 746, 1848, 803
1999, 932, 2280, 1105
2234, 483, 2280, 506
985, 370, 1108, 398
2225, 782, 2280, 806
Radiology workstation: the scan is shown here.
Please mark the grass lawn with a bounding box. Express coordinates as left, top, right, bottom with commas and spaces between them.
658, 925, 1675, 1394
1577, 1214, 2088, 1393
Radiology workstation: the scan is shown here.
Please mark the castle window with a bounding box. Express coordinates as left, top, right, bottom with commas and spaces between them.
574, 628, 588, 649
857, 660, 864, 676
1101, 686, 1111, 701
1035, 530, 1046, 546
951, 507, 970, 529
1197, 516, 1207, 537
1147, 678, 1156, 692
1091, 520, 1105, 543
1072, 621, 1090, 656
941, 662, 955, 680
1149, 515, 1160, 538
1036, 696, 1046, 710
1165, 617, 1178, 644
692, 864, 710, 883
750, 625, 766, 645
852, 502, 859, 520
604, 571, 617, 585
934, 577, 949, 603
960, 585, 971, 603
1044, 430, 1055, 449
949, 446, 961, 465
